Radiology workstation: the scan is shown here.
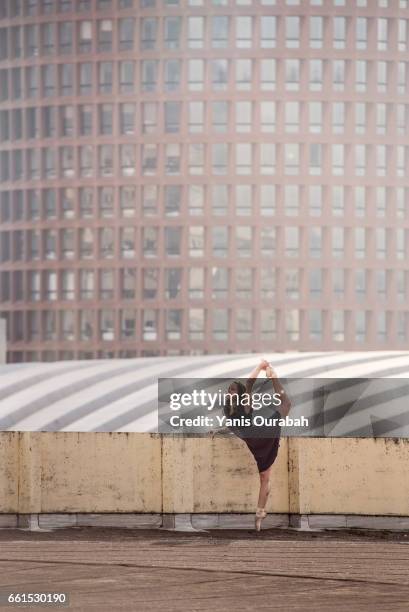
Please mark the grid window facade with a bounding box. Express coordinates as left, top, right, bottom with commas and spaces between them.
0, 1, 409, 360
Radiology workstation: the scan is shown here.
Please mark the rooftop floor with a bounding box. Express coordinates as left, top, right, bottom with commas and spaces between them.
0, 527, 408, 611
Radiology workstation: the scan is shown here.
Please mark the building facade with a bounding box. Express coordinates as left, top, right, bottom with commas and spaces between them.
0, 0, 408, 362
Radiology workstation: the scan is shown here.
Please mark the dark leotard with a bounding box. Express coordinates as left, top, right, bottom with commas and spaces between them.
224, 378, 282, 473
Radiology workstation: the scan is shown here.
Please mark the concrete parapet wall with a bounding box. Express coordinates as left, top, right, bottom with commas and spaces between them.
0, 433, 408, 516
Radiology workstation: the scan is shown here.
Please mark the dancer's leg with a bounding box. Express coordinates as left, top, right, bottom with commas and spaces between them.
257, 466, 272, 509
255, 466, 272, 531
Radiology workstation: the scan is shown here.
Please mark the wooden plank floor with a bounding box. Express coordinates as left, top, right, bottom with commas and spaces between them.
0, 528, 408, 611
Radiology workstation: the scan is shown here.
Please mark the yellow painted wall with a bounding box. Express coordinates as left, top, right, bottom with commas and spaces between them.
289, 437, 409, 516
0, 432, 408, 515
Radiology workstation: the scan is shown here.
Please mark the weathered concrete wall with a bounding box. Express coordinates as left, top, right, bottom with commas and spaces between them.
162, 435, 289, 513
289, 437, 409, 516
0, 432, 408, 515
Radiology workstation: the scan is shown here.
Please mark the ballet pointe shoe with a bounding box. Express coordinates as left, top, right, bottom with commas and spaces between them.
255, 507, 267, 532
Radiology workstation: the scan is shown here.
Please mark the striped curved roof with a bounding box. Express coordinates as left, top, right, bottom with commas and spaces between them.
0, 351, 409, 434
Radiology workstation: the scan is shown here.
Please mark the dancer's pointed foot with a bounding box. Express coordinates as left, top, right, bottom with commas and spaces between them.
255, 507, 267, 531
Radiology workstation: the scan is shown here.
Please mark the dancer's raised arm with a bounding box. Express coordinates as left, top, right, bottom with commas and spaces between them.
265, 366, 291, 418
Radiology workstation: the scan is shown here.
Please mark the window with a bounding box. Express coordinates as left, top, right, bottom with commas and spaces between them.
99, 103, 113, 135
232, 184, 251, 217
355, 311, 366, 342
261, 59, 276, 91
307, 101, 322, 134
164, 17, 181, 49
236, 59, 252, 90
99, 144, 113, 177
79, 20, 92, 52
100, 309, 115, 341
59, 21, 73, 54
120, 144, 136, 176
310, 59, 323, 91
285, 59, 300, 91
236, 309, 252, 340
189, 226, 205, 257
213, 309, 229, 341
121, 310, 136, 340
188, 17, 203, 49
356, 17, 367, 49
165, 59, 181, 91
355, 144, 366, 176
236, 226, 252, 258
285, 143, 299, 175
286, 16, 300, 48
285, 309, 300, 341
310, 16, 323, 48
121, 227, 135, 259
285, 227, 299, 258
333, 60, 345, 91
189, 102, 204, 133
120, 186, 136, 217
260, 268, 275, 299
261, 310, 276, 340
98, 19, 113, 51
309, 310, 322, 341
120, 268, 135, 300
284, 185, 299, 216
378, 18, 388, 51
212, 16, 229, 48
211, 267, 228, 299
120, 61, 135, 93
212, 227, 229, 257
165, 269, 182, 299
355, 102, 366, 135
141, 60, 157, 92
120, 103, 135, 135
165, 185, 181, 216
211, 185, 227, 216
332, 102, 344, 134
79, 105, 93, 135
166, 310, 182, 340
332, 227, 344, 259
79, 188, 93, 218
236, 143, 252, 174
99, 186, 113, 217
212, 59, 229, 90
165, 227, 182, 257
142, 144, 157, 175
165, 144, 180, 175
189, 144, 205, 175
79, 62, 92, 95
309, 269, 322, 300
99, 228, 114, 259
164, 101, 181, 133
236, 16, 252, 48
332, 144, 344, 175
398, 19, 408, 52
119, 18, 134, 50
142, 185, 158, 217
143, 309, 158, 341
261, 16, 276, 48
236, 268, 253, 299
333, 16, 346, 49
212, 143, 228, 175
99, 62, 113, 93
285, 101, 300, 133
310, 227, 322, 259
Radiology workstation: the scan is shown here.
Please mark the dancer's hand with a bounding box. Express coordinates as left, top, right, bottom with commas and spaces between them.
259, 358, 269, 370
266, 366, 277, 379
